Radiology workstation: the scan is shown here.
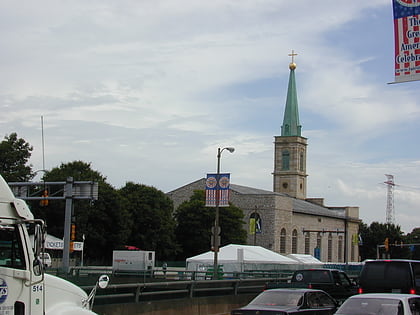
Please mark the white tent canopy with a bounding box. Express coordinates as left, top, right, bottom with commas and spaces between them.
287, 254, 323, 265
186, 244, 298, 273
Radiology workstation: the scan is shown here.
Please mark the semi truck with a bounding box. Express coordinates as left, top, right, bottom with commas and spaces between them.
0, 174, 107, 314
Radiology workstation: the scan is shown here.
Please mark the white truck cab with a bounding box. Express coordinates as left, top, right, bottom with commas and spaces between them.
0, 174, 106, 314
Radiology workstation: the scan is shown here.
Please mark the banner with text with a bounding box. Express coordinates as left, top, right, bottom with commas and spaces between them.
205, 173, 230, 207
392, 0, 420, 83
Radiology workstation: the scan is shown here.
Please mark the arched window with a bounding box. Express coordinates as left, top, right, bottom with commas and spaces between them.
338, 236, 343, 263
327, 233, 333, 262
249, 212, 262, 234
304, 232, 310, 255
282, 150, 290, 170
280, 228, 286, 253
292, 229, 298, 254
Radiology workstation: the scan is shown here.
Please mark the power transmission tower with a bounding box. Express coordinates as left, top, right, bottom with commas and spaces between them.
384, 174, 395, 224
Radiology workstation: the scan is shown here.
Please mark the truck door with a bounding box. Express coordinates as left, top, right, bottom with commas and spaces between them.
0, 223, 45, 315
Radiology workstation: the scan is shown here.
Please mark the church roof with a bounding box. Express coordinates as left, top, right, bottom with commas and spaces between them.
167, 178, 347, 219
229, 182, 346, 219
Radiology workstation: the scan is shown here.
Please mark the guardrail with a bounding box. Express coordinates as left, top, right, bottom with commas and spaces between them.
81, 277, 274, 305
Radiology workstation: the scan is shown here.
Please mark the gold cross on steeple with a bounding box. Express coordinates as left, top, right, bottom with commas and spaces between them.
288, 50, 297, 63
288, 50, 297, 70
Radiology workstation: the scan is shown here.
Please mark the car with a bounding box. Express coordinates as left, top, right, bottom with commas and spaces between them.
335, 293, 420, 315
266, 268, 358, 301
358, 259, 420, 294
230, 288, 338, 315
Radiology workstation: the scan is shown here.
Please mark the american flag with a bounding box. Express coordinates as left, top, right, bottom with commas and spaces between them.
393, 0, 420, 82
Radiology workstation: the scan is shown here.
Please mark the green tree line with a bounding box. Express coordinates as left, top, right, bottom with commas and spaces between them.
0, 133, 247, 265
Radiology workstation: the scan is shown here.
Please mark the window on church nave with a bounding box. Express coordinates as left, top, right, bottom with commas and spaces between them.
280, 228, 286, 253
338, 236, 343, 263
305, 232, 310, 254
327, 233, 333, 262
292, 229, 298, 254
282, 150, 290, 170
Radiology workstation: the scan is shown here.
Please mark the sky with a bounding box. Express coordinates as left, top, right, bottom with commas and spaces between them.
1, 0, 420, 233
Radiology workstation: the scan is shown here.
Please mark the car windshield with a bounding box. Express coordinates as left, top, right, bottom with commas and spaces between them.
337, 298, 403, 315
250, 291, 304, 306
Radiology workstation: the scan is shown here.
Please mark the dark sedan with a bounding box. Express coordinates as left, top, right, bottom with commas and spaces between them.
231, 288, 338, 315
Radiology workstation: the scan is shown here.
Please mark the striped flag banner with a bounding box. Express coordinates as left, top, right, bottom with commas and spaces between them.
392, 0, 420, 83
205, 173, 230, 207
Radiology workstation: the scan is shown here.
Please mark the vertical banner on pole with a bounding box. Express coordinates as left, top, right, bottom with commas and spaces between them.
392, 0, 420, 83
205, 173, 230, 207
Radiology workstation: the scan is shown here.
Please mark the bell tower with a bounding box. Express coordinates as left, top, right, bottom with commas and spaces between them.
273, 51, 307, 199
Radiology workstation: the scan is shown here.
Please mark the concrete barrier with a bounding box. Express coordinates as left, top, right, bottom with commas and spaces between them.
93, 293, 256, 315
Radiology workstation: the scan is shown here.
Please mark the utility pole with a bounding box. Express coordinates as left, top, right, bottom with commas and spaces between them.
384, 174, 395, 224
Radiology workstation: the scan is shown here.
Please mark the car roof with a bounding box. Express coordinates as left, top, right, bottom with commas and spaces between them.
366, 259, 420, 263
266, 288, 324, 293
350, 294, 420, 299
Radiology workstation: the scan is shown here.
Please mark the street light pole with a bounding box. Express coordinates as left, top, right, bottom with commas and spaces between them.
213, 146, 234, 280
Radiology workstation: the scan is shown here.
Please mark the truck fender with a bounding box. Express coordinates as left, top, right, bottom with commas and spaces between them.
46, 304, 98, 315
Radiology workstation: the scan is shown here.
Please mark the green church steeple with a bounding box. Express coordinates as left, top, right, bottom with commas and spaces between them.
273, 51, 307, 199
281, 52, 302, 137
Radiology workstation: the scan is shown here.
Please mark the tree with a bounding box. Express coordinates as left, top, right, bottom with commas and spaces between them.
32, 161, 130, 264
119, 182, 178, 261
0, 133, 33, 182
359, 221, 407, 260
174, 190, 247, 260
404, 228, 420, 259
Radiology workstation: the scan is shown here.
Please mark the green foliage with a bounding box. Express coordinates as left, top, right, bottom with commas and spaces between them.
174, 190, 247, 260
359, 221, 407, 260
118, 182, 178, 261
0, 133, 33, 182
404, 228, 420, 259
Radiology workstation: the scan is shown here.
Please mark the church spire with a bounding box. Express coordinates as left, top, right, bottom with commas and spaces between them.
281, 50, 302, 137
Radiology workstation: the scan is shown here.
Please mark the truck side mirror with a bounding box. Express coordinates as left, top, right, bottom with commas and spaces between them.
98, 275, 109, 289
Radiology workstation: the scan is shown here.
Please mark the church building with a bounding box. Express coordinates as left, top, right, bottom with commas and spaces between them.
167, 56, 360, 263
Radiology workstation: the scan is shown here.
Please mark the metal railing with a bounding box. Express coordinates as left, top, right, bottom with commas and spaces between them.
81, 277, 274, 305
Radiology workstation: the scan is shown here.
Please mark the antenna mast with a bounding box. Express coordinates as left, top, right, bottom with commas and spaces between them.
384, 174, 395, 224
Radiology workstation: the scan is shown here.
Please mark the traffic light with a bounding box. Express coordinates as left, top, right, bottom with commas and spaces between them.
71, 224, 76, 241
384, 237, 389, 252
40, 189, 49, 207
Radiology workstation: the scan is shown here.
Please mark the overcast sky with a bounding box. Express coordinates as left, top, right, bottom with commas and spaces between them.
1, 1, 420, 233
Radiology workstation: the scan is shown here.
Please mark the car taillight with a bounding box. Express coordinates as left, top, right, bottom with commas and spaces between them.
410, 288, 416, 294
308, 283, 313, 289
358, 288, 363, 294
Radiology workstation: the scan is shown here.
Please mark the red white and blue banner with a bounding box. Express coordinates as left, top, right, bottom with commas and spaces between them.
205, 173, 230, 207
392, 0, 420, 83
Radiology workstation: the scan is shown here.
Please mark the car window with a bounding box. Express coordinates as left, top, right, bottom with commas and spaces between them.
361, 262, 411, 288
295, 270, 331, 283
338, 273, 351, 286
337, 298, 401, 315
307, 292, 334, 308
250, 291, 304, 306
409, 297, 420, 315
412, 263, 420, 288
